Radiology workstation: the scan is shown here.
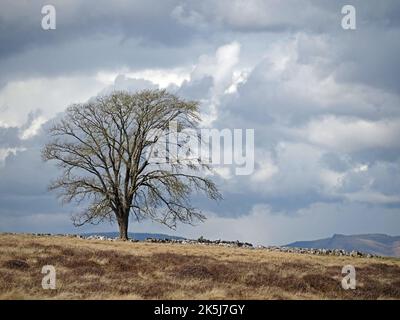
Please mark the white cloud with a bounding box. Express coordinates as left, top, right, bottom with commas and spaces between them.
190, 41, 242, 93
19, 116, 47, 140
186, 41, 243, 124
0, 76, 106, 127
301, 116, 400, 153
125, 68, 191, 88
251, 151, 278, 183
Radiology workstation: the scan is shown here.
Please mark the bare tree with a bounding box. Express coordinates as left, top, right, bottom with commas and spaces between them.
42, 90, 221, 240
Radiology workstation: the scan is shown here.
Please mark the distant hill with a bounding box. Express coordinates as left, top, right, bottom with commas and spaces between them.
286, 234, 400, 257
81, 232, 186, 241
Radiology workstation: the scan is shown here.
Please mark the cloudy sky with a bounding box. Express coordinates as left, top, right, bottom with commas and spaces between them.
1, 0, 400, 245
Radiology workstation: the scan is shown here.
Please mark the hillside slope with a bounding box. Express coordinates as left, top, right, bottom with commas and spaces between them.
287, 234, 400, 257
0, 233, 399, 299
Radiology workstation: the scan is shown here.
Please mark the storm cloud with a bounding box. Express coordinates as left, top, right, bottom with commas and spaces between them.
0, 0, 400, 245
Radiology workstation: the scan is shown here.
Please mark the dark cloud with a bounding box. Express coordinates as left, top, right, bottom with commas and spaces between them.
0, 0, 214, 86
1, 0, 400, 240
0, 0, 193, 59
177, 76, 213, 100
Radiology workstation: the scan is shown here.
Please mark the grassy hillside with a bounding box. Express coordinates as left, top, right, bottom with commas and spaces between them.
0, 233, 400, 300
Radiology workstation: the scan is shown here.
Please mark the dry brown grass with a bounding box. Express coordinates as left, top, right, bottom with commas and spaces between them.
0, 233, 399, 300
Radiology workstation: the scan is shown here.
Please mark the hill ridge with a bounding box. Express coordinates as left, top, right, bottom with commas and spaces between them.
286, 233, 400, 257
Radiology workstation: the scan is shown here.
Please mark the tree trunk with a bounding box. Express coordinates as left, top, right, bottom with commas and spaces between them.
118, 213, 129, 241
